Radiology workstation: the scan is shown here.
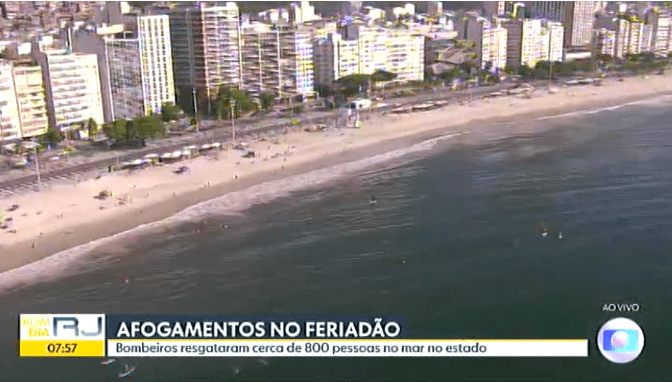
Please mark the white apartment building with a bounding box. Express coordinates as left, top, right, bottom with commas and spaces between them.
289, 1, 319, 24
595, 28, 617, 56
0, 61, 21, 142
170, 2, 242, 113
12, 62, 48, 138
484, 22, 508, 70
34, 50, 104, 132
240, 24, 314, 100
459, 16, 508, 70
313, 25, 424, 86
483, 1, 508, 18
533, 1, 594, 48
105, 15, 174, 120
0, 59, 48, 141
502, 18, 564, 71
650, 11, 672, 57
614, 17, 652, 58
313, 32, 359, 84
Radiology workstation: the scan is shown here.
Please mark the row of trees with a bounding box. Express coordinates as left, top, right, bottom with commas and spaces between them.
517, 52, 670, 80
314, 69, 398, 99
429, 50, 672, 85
102, 114, 165, 143
101, 102, 185, 143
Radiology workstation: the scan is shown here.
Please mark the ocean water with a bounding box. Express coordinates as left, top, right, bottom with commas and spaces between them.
2, 98, 672, 381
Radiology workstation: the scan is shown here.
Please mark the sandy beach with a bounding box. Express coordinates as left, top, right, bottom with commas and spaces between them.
1, 74, 672, 274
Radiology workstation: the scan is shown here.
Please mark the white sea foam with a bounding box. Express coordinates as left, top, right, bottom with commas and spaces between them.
534, 94, 672, 121
0, 132, 463, 292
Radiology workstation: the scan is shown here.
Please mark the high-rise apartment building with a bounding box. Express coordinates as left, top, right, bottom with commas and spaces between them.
105, 15, 174, 120
613, 16, 652, 58
458, 16, 508, 70
646, 10, 672, 57
0, 58, 49, 141
72, 27, 116, 123
483, 1, 510, 18
502, 18, 564, 70
533, 1, 595, 48
170, 1, 242, 114
289, 1, 319, 24
34, 50, 104, 132
313, 32, 359, 85
595, 28, 617, 56
240, 24, 314, 100
313, 26, 424, 85
12, 61, 48, 138
0, 61, 21, 142
483, 21, 508, 70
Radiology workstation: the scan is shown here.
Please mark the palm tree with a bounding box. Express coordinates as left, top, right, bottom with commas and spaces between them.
86, 117, 98, 138
212, 87, 230, 120
259, 92, 276, 112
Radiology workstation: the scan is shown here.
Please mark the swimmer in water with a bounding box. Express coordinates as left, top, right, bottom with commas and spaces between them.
369, 195, 377, 205
124, 278, 129, 284
558, 232, 563, 240
399, 258, 406, 264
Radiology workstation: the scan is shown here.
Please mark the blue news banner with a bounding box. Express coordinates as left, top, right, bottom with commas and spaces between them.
19, 314, 588, 357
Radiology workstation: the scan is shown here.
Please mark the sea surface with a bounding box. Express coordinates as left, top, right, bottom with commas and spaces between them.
2, 97, 672, 381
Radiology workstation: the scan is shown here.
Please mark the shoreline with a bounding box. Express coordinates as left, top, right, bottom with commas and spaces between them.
1, 75, 672, 277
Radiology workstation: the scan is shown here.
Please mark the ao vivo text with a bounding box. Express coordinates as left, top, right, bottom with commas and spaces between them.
602, 303, 640, 312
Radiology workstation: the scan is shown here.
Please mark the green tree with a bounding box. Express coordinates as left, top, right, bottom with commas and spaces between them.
314, 84, 335, 98
134, 114, 165, 139
161, 102, 183, 122
519, 64, 534, 78
259, 92, 276, 111
440, 67, 466, 83
102, 119, 128, 140
86, 117, 98, 137
370, 70, 397, 83
625, 53, 639, 62
212, 87, 257, 120
43, 126, 64, 146
597, 54, 613, 63
370, 70, 397, 93
212, 90, 228, 120
335, 74, 370, 98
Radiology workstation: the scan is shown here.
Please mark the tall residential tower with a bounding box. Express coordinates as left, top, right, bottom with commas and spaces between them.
532, 1, 595, 48
105, 14, 174, 120
170, 1, 242, 114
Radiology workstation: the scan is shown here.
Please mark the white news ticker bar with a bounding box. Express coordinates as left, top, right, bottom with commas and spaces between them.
108, 339, 588, 357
